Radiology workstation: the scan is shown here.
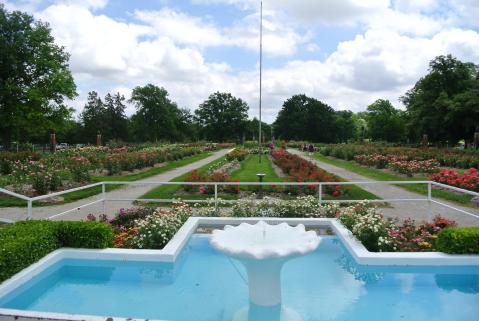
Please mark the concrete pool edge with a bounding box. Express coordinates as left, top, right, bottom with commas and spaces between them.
1, 217, 478, 321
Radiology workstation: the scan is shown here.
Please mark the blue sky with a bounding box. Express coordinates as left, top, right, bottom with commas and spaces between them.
5, 0, 479, 122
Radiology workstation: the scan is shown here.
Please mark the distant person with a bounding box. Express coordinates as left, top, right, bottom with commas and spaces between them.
308, 144, 314, 155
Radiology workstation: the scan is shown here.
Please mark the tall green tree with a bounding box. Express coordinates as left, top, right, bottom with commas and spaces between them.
402, 55, 479, 144
274, 94, 337, 142
195, 92, 249, 142
245, 118, 272, 142
0, 5, 76, 148
104, 93, 128, 142
80, 91, 106, 143
129, 84, 178, 142
175, 108, 198, 142
334, 110, 356, 143
366, 99, 406, 142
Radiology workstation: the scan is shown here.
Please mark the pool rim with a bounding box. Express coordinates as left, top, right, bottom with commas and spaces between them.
1, 217, 478, 321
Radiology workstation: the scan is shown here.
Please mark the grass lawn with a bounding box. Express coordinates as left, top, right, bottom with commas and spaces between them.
314, 153, 474, 206
0, 152, 212, 208
227, 154, 377, 200
230, 155, 284, 182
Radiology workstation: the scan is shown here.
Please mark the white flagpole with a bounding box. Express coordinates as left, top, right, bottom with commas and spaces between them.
258, 0, 263, 163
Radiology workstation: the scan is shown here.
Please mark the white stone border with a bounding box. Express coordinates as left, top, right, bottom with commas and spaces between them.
1, 217, 478, 321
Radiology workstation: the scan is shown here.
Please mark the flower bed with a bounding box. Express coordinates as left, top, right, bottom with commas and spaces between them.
354, 154, 439, 176
431, 168, 479, 192
0, 143, 229, 196
321, 144, 479, 169
271, 150, 342, 196
183, 170, 239, 194
225, 149, 248, 162
86, 198, 466, 254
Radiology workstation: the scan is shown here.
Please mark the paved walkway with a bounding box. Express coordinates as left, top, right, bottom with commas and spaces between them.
289, 149, 479, 226
0, 149, 231, 222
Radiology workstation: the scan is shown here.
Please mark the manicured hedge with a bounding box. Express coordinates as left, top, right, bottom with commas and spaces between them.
0, 220, 114, 282
436, 227, 479, 254
56, 221, 114, 248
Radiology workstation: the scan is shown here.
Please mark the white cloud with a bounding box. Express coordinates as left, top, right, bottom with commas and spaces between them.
268, 0, 389, 25
368, 10, 444, 36
225, 10, 310, 56
448, 0, 479, 28
134, 8, 224, 47
306, 43, 320, 52
134, 7, 308, 56
13, 0, 479, 123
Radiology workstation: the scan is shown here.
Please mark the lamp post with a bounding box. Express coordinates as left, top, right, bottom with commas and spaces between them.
258, 0, 263, 163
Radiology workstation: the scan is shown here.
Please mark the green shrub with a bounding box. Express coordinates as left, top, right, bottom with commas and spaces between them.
436, 227, 479, 254
0, 221, 59, 282
56, 221, 114, 248
0, 220, 114, 282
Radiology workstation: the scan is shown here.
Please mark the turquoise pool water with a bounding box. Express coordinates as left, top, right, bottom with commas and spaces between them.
0, 235, 478, 321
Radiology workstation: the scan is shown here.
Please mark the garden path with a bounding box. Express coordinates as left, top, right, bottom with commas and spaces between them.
0, 149, 232, 222
288, 149, 479, 226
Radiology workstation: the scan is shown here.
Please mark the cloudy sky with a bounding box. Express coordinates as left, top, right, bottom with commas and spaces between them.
5, 0, 479, 122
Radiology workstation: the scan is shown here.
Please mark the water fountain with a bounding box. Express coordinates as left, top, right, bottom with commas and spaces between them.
210, 221, 320, 321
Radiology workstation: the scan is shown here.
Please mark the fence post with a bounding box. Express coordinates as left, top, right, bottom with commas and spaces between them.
427, 182, 432, 221
102, 182, 106, 216
318, 183, 322, 204
214, 184, 218, 214
27, 199, 32, 220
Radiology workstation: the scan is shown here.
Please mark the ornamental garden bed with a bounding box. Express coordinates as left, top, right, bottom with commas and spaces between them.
0, 143, 232, 207
139, 148, 378, 203
315, 145, 478, 206
87, 198, 479, 255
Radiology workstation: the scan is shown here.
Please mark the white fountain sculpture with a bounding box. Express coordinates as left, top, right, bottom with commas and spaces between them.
210, 221, 320, 308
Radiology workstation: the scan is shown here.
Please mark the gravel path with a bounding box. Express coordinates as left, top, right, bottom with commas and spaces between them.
0, 149, 231, 222
288, 149, 479, 226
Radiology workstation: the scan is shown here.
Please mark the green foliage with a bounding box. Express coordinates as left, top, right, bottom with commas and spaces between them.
0, 220, 114, 282
0, 5, 77, 149
56, 221, 114, 248
0, 221, 59, 282
243, 118, 272, 142
334, 110, 357, 143
274, 94, 338, 142
402, 55, 479, 144
195, 92, 249, 142
80, 91, 128, 143
436, 227, 479, 254
366, 99, 406, 142
129, 84, 186, 142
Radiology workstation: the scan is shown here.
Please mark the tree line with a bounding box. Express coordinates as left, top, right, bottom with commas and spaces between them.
274, 55, 479, 146
1, 5, 478, 148
72, 88, 257, 144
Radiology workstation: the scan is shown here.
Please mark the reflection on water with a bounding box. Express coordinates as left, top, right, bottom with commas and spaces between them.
335, 251, 385, 284
435, 274, 479, 294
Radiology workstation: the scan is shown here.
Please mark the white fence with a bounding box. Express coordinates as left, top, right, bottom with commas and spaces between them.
0, 180, 478, 222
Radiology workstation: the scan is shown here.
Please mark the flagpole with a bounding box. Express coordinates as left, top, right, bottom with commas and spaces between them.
258, 0, 263, 163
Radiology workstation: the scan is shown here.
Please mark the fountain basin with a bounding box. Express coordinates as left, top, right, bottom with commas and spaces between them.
210, 221, 320, 306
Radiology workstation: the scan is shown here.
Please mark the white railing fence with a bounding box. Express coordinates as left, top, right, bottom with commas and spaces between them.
0, 180, 478, 222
